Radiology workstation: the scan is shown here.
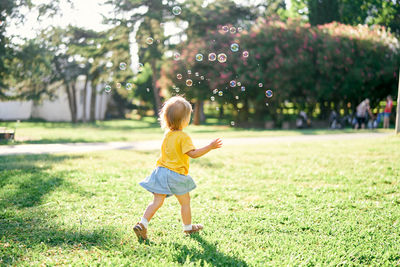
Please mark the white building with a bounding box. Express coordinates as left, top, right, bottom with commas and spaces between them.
0, 77, 110, 121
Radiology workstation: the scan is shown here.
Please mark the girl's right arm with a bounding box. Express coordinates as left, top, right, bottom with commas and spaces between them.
186, 138, 222, 158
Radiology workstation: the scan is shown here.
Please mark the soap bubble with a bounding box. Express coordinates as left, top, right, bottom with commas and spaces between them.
172, 6, 181, 15
119, 62, 127, 70
195, 53, 203, 61
265, 89, 273, 98
173, 52, 181, 61
230, 121, 235, 126
258, 83, 263, 87
116, 82, 121, 89
230, 43, 239, 52
146, 88, 150, 92
235, 95, 239, 100
222, 25, 229, 32
243, 51, 249, 57
208, 53, 217, 61
210, 96, 215, 101
200, 76, 204, 80
187, 70, 192, 75
217, 53, 227, 63
186, 79, 193, 86
104, 85, 111, 93
237, 82, 241, 86
266, 102, 269, 107
146, 37, 153, 45
218, 91, 223, 96
241, 86, 246, 91
230, 80, 236, 87
126, 83, 132, 90
230, 27, 236, 34
195, 72, 199, 76
213, 89, 218, 94
177, 73, 183, 79
137, 63, 144, 72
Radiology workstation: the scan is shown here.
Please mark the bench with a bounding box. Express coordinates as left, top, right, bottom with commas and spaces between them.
0, 127, 15, 140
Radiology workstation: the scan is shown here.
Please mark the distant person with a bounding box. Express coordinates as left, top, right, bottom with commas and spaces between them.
383, 95, 393, 128
133, 96, 222, 241
355, 98, 373, 129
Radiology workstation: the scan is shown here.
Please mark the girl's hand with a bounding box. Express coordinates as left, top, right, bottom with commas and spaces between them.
210, 138, 223, 149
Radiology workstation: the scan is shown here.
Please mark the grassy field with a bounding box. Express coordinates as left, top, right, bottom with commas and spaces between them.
1, 134, 399, 266
0, 118, 392, 145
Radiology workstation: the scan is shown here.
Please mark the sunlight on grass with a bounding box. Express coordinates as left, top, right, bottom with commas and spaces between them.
1, 136, 399, 265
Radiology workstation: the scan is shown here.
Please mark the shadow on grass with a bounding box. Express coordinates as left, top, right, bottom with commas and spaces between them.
172, 234, 248, 266
0, 153, 117, 265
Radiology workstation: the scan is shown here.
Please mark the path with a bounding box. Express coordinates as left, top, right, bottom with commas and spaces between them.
0, 132, 391, 156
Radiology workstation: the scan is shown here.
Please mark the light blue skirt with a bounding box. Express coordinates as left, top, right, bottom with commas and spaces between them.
139, 167, 196, 197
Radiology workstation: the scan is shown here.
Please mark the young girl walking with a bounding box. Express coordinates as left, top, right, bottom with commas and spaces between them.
134, 96, 223, 240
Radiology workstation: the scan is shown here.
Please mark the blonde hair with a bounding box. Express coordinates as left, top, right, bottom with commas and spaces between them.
159, 96, 192, 130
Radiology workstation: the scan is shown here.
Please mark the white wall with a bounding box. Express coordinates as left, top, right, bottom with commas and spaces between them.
0, 78, 109, 121
0, 101, 32, 120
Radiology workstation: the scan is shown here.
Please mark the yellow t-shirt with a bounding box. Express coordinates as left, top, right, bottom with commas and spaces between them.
156, 130, 195, 175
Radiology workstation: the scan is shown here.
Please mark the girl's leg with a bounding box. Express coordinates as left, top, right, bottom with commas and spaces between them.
143, 193, 166, 222
175, 193, 191, 225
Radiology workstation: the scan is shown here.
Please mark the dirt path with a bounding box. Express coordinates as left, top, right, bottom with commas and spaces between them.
0, 132, 391, 156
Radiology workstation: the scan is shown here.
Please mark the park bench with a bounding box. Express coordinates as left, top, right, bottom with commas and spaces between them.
0, 127, 15, 141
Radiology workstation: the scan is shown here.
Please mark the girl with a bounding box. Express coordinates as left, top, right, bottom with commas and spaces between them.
134, 96, 223, 240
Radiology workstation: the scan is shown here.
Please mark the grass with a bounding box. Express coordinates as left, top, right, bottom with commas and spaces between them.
0, 118, 392, 145
1, 134, 400, 265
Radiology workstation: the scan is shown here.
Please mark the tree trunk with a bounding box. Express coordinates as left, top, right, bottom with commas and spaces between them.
200, 101, 205, 123
90, 82, 97, 122
82, 75, 89, 122
193, 100, 202, 125
150, 60, 162, 117
65, 82, 77, 123
395, 69, 400, 134
71, 82, 78, 123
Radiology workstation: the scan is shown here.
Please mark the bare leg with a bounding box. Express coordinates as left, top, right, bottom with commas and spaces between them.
384, 116, 389, 128
143, 193, 166, 222
175, 193, 191, 225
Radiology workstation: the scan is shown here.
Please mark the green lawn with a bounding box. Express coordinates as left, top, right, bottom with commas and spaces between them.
0, 118, 392, 145
1, 135, 399, 265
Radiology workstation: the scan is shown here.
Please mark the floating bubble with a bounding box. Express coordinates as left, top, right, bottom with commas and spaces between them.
195, 53, 203, 61
222, 25, 229, 32
119, 62, 127, 70
138, 63, 144, 72
104, 85, 111, 93
230, 43, 239, 52
210, 96, 215, 101
187, 70, 192, 75
258, 83, 263, 87
230, 27, 236, 34
218, 91, 223, 96
195, 72, 199, 77
230, 80, 236, 87
213, 89, 218, 94
266, 102, 269, 107
146, 37, 153, 45
172, 6, 182, 15
126, 83, 132, 90
186, 79, 193, 86
173, 52, 181, 61
217, 53, 227, 63
116, 83, 121, 89
146, 88, 150, 92
177, 73, 183, 79
235, 95, 239, 100
230, 121, 235, 126
242, 51, 249, 58
237, 82, 241, 87
200, 76, 204, 80
241, 86, 246, 92
208, 53, 217, 61
265, 89, 273, 98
